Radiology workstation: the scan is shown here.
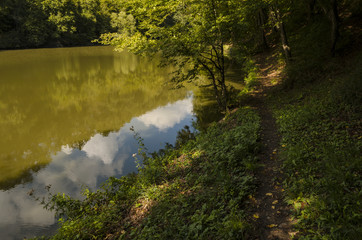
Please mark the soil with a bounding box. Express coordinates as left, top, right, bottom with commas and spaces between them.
246, 50, 297, 239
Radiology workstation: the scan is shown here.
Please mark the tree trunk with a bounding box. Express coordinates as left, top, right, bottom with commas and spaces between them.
278, 21, 292, 63
329, 0, 339, 57
321, 0, 339, 57
198, 59, 223, 110
271, 6, 292, 63
220, 43, 229, 112
257, 8, 268, 50
307, 0, 316, 21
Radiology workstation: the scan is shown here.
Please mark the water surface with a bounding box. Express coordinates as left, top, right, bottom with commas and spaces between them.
0, 47, 194, 239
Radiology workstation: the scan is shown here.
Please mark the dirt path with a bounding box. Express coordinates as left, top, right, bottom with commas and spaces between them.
246, 51, 297, 239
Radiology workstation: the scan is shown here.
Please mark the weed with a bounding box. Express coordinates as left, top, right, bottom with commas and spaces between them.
271, 63, 362, 239
34, 108, 261, 240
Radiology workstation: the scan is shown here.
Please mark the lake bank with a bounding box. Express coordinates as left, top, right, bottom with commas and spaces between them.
36, 107, 261, 239
39, 46, 362, 240
0, 46, 201, 239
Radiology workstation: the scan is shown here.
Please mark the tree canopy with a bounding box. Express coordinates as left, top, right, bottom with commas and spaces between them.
98, 0, 361, 110
0, 0, 122, 48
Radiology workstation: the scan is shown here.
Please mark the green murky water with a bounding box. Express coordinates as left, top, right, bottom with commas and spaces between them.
0, 47, 195, 239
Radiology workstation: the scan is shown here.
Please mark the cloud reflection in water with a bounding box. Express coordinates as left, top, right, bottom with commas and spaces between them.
0, 96, 194, 240
138, 97, 193, 131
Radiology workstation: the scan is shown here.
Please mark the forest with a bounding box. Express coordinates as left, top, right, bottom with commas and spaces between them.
1, 0, 361, 239
0, 0, 121, 48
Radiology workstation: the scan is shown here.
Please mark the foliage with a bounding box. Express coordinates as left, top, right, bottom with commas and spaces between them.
0, 0, 121, 49
1, 0, 360, 101
98, 0, 250, 112
278, 0, 361, 87
0, 0, 50, 48
241, 59, 259, 92
35, 108, 261, 239
270, 53, 362, 239
1, 0, 361, 238
41, 175, 140, 240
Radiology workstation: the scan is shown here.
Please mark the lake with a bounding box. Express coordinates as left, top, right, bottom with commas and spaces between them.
0, 46, 197, 239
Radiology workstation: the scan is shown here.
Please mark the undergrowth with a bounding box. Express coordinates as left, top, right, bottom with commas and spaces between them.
236, 58, 259, 103
35, 108, 261, 240
270, 53, 362, 239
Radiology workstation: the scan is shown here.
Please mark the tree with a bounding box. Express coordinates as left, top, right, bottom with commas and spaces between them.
233, 0, 270, 52
42, 0, 79, 44
318, 0, 339, 56
268, 0, 292, 63
0, 0, 51, 48
99, 0, 245, 112
0, 2, 12, 34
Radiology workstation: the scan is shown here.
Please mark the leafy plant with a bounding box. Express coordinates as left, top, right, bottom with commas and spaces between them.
271, 60, 362, 239
35, 108, 261, 240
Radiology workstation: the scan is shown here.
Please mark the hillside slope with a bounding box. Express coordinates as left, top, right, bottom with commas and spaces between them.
246, 46, 361, 239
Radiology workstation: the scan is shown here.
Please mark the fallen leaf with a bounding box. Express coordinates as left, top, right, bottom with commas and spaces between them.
271, 206, 275, 209
272, 200, 278, 204
253, 214, 260, 219
266, 193, 273, 196
267, 224, 277, 228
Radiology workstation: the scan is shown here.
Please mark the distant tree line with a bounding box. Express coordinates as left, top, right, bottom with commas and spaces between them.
0, 0, 122, 49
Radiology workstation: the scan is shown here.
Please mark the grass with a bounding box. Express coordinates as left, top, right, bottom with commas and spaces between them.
34, 107, 261, 240
269, 51, 362, 239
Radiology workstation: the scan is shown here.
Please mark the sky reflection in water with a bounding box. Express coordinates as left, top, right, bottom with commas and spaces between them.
0, 46, 195, 239
0, 96, 194, 240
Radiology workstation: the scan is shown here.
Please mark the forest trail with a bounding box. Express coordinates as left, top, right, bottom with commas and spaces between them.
246, 50, 297, 239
